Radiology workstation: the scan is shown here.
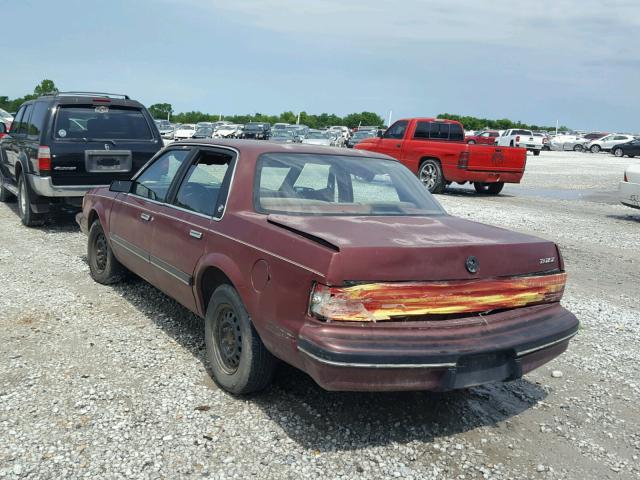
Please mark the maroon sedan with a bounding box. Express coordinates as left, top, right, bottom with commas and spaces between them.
466, 130, 500, 145
77, 140, 578, 394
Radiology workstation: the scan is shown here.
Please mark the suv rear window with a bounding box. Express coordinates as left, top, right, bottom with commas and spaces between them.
54, 106, 152, 140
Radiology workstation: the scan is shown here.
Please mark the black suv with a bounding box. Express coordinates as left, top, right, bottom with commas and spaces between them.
0, 92, 162, 226
240, 122, 271, 140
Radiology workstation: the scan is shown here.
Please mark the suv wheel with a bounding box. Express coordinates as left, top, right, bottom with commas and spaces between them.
590, 144, 601, 153
613, 148, 624, 158
205, 284, 276, 394
0, 169, 15, 202
88, 221, 127, 284
17, 175, 44, 227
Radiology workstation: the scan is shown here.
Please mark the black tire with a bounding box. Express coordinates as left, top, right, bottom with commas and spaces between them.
590, 144, 601, 153
205, 284, 276, 394
573, 144, 583, 152
0, 168, 15, 202
613, 148, 624, 158
418, 159, 445, 194
467, 140, 476, 144
533, 150, 541, 156
474, 182, 504, 195
88, 221, 127, 284
17, 175, 44, 227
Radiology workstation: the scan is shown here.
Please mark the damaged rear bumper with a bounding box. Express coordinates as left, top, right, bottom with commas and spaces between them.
296, 303, 578, 392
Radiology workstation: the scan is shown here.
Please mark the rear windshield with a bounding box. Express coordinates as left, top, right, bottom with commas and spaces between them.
512, 129, 533, 135
54, 106, 152, 140
255, 153, 445, 216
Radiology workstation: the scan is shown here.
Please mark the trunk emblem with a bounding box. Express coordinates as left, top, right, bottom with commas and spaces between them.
465, 256, 479, 274
492, 150, 504, 165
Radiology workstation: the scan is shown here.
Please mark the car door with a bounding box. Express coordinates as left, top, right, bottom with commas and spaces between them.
376, 120, 409, 159
148, 146, 236, 312
108, 147, 194, 282
1, 105, 28, 179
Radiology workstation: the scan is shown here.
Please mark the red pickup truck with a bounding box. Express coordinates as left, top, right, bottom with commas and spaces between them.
355, 118, 526, 195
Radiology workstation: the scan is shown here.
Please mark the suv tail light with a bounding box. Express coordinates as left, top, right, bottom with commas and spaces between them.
37, 146, 51, 174
515, 135, 520, 143
457, 151, 469, 169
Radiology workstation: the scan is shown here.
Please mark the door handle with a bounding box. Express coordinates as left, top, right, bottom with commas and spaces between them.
189, 230, 203, 239
140, 213, 152, 222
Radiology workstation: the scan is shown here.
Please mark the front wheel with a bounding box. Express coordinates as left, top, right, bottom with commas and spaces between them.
205, 285, 276, 394
88, 221, 127, 284
613, 148, 624, 158
418, 159, 445, 194
533, 150, 541, 156
474, 182, 504, 195
590, 144, 601, 153
573, 144, 583, 152
17, 175, 44, 227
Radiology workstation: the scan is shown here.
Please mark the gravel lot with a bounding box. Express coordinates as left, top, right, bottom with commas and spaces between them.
1, 151, 638, 479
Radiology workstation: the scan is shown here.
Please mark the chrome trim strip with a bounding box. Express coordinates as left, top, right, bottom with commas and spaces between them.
516, 331, 577, 357
297, 346, 456, 369
109, 233, 149, 262
150, 255, 192, 286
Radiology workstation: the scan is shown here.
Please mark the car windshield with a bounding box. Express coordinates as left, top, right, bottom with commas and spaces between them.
245, 124, 264, 131
255, 153, 445, 216
273, 131, 293, 138
180, 125, 195, 131
306, 132, 327, 139
54, 106, 152, 140
195, 127, 213, 135
0, 108, 12, 119
353, 132, 373, 139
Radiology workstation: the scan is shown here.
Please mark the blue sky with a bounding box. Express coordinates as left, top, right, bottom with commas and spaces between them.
1, 0, 639, 131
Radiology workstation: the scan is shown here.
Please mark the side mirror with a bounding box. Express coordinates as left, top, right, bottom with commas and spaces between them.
109, 180, 133, 193
377, 130, 384, 138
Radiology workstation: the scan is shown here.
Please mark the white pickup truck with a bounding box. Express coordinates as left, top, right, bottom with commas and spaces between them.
496, 129, 543, 156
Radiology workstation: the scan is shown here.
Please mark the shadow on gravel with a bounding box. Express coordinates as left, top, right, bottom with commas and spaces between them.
438, 187, 516, 199
607, 213, 640, 223
3, 202, 80, 233
252, 365, 547, 452
108, 276, 548, 452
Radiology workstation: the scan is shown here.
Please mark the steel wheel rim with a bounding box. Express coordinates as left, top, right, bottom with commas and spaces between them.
419, 164, 437, 190
214, 306, 242, 374
19, 181, 27, 216
93, 233, 108, 273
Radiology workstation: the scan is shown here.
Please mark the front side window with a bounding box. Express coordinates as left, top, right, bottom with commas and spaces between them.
133, 149, 191, 202
174, 151, 233, 217
54, 106, 153, 140
255, 153, 445, 216
383, 121, 408, 139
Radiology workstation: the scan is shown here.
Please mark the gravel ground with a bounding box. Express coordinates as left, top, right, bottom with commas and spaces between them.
1, 150, 638, 479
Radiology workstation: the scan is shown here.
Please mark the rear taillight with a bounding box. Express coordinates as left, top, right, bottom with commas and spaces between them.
37, 146, 51, 174
516, 135, 520, 143
458, 151, 469, 169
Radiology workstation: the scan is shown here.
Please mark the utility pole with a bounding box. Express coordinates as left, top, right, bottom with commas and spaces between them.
556, 120, 558, 136
296, 112, 301, 125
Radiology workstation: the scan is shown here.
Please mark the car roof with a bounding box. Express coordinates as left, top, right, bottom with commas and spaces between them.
175, 139, 395, 161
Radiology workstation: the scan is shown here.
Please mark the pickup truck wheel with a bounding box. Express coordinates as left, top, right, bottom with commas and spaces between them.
613, 148, 624, 157
474, 182, 504, 195
418, 159, 445, 194
590, 144, 601, 153
0, 169, 15, 202
17, 175, 44, 227
88, 221, 127, 284
205, 285, 276, 394
533, 150, 541, 156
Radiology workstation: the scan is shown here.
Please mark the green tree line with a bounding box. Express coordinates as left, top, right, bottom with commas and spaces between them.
1, 80, 570, 133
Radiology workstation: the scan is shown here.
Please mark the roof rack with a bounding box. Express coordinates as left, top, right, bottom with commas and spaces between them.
44, 91, 131, 100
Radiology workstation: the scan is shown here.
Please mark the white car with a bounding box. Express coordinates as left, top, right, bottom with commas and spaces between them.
329, 126, 351, 140
496, 129, 543, 155
619, 163, 640, 210
587, 134, 635, 153
302, 131, 337, 147
0, 108, 13, 129
213, 124, 242, 138
174, 124, 196, 140
549, 134, 587, 152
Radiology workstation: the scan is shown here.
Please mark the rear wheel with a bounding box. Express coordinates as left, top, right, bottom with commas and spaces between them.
590, 144, 601, 153
205, 285, 276, 394
474, 182, 504, 195
613, 148, 624, 158
418, 159, 445, 194
88, 221, 127, 284
573, 144, 583, 152
17, 175, 44, 227
533, 150, 541, 156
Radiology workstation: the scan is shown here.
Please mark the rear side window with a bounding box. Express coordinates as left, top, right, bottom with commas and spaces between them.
17, 104, 33, 135
174, 151, 233, 217
9, 106, 25, 134
512, 129, 532, 136
54, 106, 153, 140
27, 102, 49, 138
449, 124, 464, 141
